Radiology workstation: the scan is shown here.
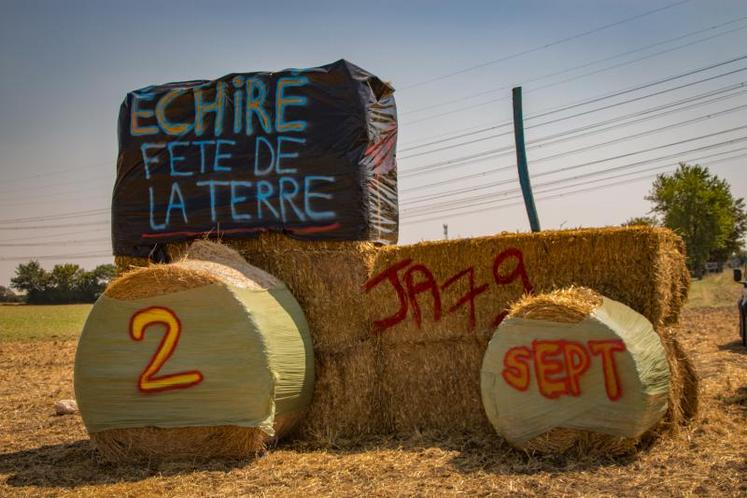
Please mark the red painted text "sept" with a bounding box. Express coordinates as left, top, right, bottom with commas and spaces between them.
503, 339, 626, 401
364, 247, 533, 334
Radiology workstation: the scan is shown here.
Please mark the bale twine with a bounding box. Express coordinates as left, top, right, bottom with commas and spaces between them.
481, 287, 690, 456
74, 240, 314, 461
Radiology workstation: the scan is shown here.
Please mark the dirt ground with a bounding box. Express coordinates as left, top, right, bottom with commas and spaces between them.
1, 306, 745, 497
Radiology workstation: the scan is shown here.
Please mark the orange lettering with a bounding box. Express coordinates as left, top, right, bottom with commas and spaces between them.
502, 346, 531, 391
533, 340, 567, 399
129, 306, 204, 394
588, 339, 626, 401
562, 341, 590, 396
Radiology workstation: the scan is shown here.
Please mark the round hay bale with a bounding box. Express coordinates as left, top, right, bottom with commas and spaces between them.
480, 287, 675, 456
74, 240, 314, 461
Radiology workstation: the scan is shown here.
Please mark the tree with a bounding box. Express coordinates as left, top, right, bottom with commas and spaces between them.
622, 216, 658, 227
10, 260, 50, 303
75, 264, 117, 301
646, 163, 745, 272
49, 264, 84, 301
9, 261, 116, 303
0, 285, 21, 303
709, 197, 747, 263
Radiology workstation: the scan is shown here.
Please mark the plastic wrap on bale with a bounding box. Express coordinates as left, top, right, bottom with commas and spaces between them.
112, 59, 398, 258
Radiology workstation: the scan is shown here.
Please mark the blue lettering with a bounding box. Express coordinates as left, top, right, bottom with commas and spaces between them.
195, 82, 226, 136
304, 176, 336, 221
245, 78, 272, 135
130, 92, 158, 136
196, 180, 230, 222
192, 140, 215, 174
254, 136, 275, 176
275, 76, 309, 132
256, 180, 279, 220
213, 139, 235, 173
278, 177, 305, 222
165, 182, 189, 226
276, 136, 305, 174
156, 90, 193, 135
232, 76, 244, 134
230, 181, 253, 221
148, 186, 166, 230
167, 141, 192, 177
140, 143, 166, 180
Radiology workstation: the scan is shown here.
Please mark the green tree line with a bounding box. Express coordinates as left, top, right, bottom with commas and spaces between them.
625, 163, 746, 274
8, 261, 116, 304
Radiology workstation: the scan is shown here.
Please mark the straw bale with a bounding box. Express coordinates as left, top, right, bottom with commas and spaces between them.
91, 426, 264, 461
298, 340, 386, 441
79, 241, 313, 461
659, 330, 699, 428
482, 287, 694, 456
117, 227, 688, 349
507, 286, 602, 323
114, 255, 150, 274
219, 234, 379, 353
653, 232, 691, 326
517, 332, 699, 457
380, 338, 493, 433
367, 227, 688, 345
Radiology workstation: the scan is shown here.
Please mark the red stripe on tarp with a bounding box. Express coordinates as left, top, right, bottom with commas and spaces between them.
141, 223, 342, 239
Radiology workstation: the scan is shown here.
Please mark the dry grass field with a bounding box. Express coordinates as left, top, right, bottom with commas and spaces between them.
1, 276, 746, 497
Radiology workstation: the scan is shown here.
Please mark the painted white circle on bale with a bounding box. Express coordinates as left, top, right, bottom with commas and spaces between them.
480, 296, 670, 448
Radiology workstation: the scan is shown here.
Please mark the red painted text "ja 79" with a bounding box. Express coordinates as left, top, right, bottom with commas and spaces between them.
364, 247, 533, 334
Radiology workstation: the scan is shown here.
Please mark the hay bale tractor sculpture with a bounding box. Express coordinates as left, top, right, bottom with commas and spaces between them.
74, 60, 697, 461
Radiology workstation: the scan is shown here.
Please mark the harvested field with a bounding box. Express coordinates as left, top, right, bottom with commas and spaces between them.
1, 306, 745, 496
0, 304, 91, 342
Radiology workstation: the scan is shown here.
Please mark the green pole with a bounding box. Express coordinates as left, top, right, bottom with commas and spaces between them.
512, 86, 541, 232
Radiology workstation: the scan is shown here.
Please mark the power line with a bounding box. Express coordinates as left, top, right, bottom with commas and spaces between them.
400, 88, 747, 192
0, 252, 112, 262
399, 0, 692, 90
403, 15, 747, 115
0, 161, 111, 186
404, 174, 660, 223
401, 152, 746, 223
400, 146, 747, 218
400, 71, 747, 176
400, 100, 747, 193
402, 135, 747, 213
404, 56, 747, 126
399, 59, 747, 153
0, 228, 111, 242
0, 220, 110, 231
0, 173, 111, 197
400, 83, 747, 161
401, 132, 747, 212
0, 209, 109, 225
521, 85, 747, 150
0, 237, 110, 247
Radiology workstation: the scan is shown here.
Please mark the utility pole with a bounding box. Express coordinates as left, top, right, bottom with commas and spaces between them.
512, 86, 541, 232
443, 223, 449, 240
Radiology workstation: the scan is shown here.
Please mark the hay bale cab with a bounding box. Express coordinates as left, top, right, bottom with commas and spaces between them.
74, 60, 695, 461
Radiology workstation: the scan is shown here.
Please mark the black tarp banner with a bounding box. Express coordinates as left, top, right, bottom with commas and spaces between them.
113, 59, 398, 258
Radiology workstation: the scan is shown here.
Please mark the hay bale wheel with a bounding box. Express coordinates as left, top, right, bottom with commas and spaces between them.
481, 287, 687, 456
74, 241, 314, 461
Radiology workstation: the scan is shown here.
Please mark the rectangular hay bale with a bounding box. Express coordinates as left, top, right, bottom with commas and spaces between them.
366, 227, 688, 345
380, 338, 493, 434
297, 341, 385, 441
230, 235, 378, 353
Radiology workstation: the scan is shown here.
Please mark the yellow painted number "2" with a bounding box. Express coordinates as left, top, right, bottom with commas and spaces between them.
129, 306, 204, 394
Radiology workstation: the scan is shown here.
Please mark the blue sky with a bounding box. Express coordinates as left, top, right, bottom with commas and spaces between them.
1, 0, 746, 285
